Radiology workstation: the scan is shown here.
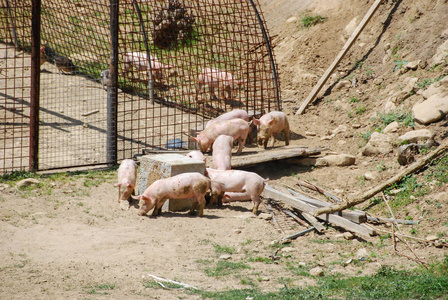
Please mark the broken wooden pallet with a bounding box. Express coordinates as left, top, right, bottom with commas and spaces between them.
262, 184, 375, 238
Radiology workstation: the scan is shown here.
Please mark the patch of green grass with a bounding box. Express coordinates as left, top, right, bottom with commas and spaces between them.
374, 109, 415, 131
349, 97, 360, 103
205, 261, 251, 277
143, 280, 184, 289
355, 105, 366, 115
425, 154, 448, 185
417, 75, 446, 90
300, 13, 327, 29
213, 244, 236, 255
385, 175, 430, 208
247, 256, 275, 264
84, 283, 115, 294
286, 261, 310, 277
394, 60, 409, 72
192, 259, 448, 299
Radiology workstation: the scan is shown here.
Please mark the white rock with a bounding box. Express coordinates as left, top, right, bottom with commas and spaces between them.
305, 131, 317, 136
343, 16, 360, 38
309, 267, 324, 277
286, 16, 298, 23
333, 80, 351, 91
384, 101, 396, 113
405, 60, 420, 70
258, 213, 272, 220
320, 134, 335, 140
332, 125, 347, 135
362, 132, 394, 156
219, 254, 232, 260
398, 129, 435, 143
356, 248, 369, 260
316, 154, 356, 167
422, 76, 448, 99
425, 235, 438, 242
343, 232, 354, 240
364, 172, 378, 181
412, 95, 448, 125
281, 247, 295, 253
15, 178, 40, 189
430, 39, 448, 66
383, 121, 399, 133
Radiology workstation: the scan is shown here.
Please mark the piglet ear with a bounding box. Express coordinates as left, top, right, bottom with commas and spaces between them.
253, 118, 260, 126
131, 195, 141, 200
190, 137, 198, 142
267, 119, 275, 125
127, 184, 135, 189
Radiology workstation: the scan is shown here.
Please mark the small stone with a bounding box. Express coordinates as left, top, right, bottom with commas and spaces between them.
337, 140, 347, 145
298, 262, 306, 267
286, 16, 298, 23
305, 131, 317, 136
234, 229, 242, 234
383, 121, 399, 133
364, 172, 377, 181
333, 80, 351, 91
425, 235, 438, 242
356, 248, 369, 260
344, 258, 353, 266
320, 134, 335, 140
405, 60, 420, 70
398, 129, 435, 143
258, 213, 272, 220
332, 125, 347, 135
15, 178, 40, 189
219, 254, 232, 260
316, 154, 356, 167
343, 232, 354, 240
261, 277, 270, 281
373, 78, 383, 85
362, 132, 393, 156
309, 267, 324, 277
281, 247, 295, 253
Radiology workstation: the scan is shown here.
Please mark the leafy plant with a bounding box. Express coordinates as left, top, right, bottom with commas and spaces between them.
300, 13, 327, 28
394, 60, 409, 72
205, 261, 250, 277
213, 244, 236, 255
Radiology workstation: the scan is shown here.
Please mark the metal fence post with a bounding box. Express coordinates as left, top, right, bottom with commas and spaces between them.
30, 0, 41, 171
107, 0, 119, 166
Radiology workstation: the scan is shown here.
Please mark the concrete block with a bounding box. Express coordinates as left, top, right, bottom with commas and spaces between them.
138, 154, 205, 212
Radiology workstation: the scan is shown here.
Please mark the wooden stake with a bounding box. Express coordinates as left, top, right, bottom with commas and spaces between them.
314, 142, 448, 216
296, 0, 383, 115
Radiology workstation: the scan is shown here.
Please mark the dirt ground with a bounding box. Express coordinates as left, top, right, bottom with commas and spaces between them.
1, 0, 448, 298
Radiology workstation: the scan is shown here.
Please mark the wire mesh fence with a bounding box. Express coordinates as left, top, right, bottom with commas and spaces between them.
0, 0, 280, 175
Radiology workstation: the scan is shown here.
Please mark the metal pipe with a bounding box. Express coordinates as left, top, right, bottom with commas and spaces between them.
29, 0, 41, 171
247, 0, 280, 110
107, 0, 119, 166
282, 227, 315, 241
133, 0, 154, 104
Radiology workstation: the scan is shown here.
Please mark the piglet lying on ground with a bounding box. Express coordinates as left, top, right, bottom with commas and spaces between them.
206, 168, 267, 214
212, 135, 234, 170
114, 159, 137, 210
253, 111, 290, 149
191, 118, 249, 154
131, 173, 211, 217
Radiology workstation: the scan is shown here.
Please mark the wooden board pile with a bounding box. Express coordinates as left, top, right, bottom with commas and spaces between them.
262, 182, 375, 239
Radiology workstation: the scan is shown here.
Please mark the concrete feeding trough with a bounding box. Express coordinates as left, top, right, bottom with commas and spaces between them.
138, 153, 206, 212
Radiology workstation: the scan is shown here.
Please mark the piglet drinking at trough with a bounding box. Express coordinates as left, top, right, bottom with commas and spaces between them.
191, 118, 249, 154
131, 173, 211, 217
253, 111, 290, 149
196, 67, 243, 100
206, 168, 267, 214
212, 135, 234, 170
186, 150, 206, 163
114, 159, 137, 210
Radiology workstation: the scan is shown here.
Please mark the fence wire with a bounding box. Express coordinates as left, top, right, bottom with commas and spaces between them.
0, 0, 280, 174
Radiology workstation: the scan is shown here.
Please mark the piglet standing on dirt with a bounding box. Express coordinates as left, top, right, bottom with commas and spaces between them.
114, 159, 137, 210
191, 118, 249, 154
253, 111, 290, 149
206, 168, 267, 214
131, 173, 211, 217
212, 135, 234, 170
196, 67, 244, 101
205, 109, 249, 128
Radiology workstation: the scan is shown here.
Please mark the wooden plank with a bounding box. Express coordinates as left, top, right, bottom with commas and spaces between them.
301, 212, 326, 233
262, 185, 375, 237
232, 146, 326, 168
296, 0, 384, 115
283, 187, 367, 224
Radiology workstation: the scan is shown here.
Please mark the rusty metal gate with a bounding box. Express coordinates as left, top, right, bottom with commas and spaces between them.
0, 0, 280, 174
